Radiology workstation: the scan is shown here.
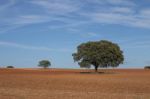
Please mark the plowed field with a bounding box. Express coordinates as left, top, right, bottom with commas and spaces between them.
0, 68, 150, 99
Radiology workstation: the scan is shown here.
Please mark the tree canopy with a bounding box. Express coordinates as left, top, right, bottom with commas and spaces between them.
38, 60, 51, 68
72, 40, 124, 72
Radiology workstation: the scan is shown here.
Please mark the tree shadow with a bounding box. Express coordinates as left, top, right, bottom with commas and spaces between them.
80, 71, 118, 74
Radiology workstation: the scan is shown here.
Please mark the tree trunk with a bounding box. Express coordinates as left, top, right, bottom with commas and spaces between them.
95, 65, 98, 72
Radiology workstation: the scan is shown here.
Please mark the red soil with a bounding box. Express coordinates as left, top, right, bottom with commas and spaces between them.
0, 68, 150, 99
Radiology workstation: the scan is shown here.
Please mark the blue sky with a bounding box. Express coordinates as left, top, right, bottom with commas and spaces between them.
0, 0, 150, 68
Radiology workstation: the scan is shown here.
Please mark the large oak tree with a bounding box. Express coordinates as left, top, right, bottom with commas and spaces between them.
72, 40, 124, 72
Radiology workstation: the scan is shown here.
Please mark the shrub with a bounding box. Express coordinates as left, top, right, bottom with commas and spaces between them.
6, 66, 14, 68
144, 66, 150, 69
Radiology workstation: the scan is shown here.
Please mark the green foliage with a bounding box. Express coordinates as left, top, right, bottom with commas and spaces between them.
72, 40, 124, 71
6, 66, 14, 68
38, 60, 51, 68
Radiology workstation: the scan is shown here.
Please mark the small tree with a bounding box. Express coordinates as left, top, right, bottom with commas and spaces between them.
145, 66, 150, 69
38, 60, 51, 69
6, 66, 14, 68
72, 40, 124, 72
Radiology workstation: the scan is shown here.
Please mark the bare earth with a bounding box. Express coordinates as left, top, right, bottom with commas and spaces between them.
0, 68, 150, 99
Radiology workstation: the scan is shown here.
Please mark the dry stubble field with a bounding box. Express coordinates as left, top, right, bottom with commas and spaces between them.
0, 68, 150, 99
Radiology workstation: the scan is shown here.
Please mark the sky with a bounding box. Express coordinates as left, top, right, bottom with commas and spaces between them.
0, 0, 150, 68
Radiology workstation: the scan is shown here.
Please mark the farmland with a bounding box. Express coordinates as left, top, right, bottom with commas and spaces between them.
0, 68, 150, 99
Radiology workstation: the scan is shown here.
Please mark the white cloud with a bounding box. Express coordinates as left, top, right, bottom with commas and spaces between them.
106, 0, 135, 6
0, 41, 71, 52
30, 0, 80, 14
87, 0, 135, 6
85, 9, 150, 29
119, 38, 150, 49
140, 9, 150, 17
14, 15, 50, 25
0, 24, 24, 34
70, 32, 100, 38
111, 7, 134, 14
0, 15, 50, 34
90, 13, 134, 24
85, 32, 100, 37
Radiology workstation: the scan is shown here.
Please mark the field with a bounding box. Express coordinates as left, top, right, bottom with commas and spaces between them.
0, 68, 150, 99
